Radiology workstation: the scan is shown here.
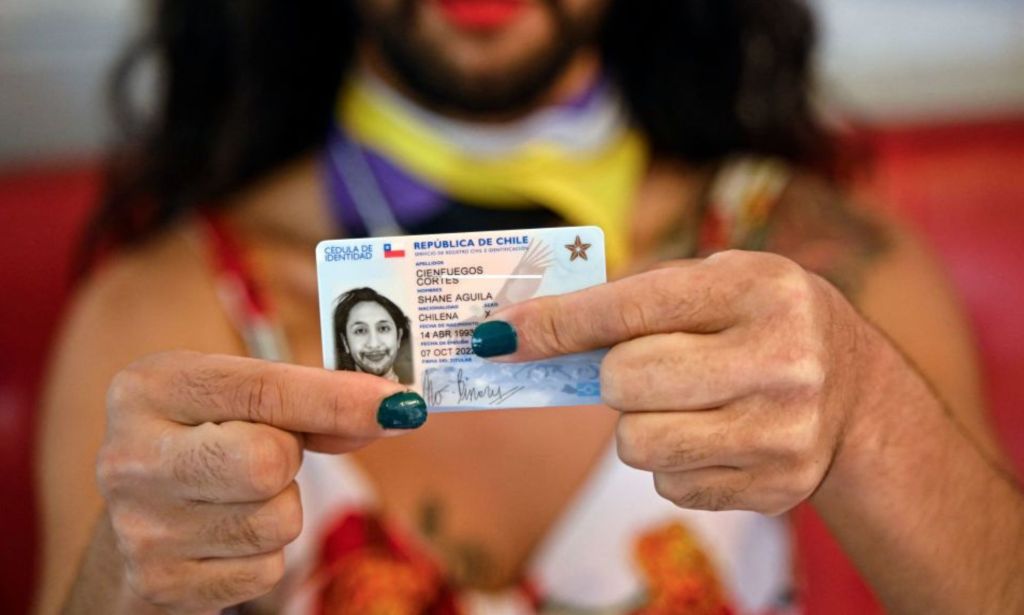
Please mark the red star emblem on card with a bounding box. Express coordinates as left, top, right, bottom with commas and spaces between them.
565, 235, 592, 262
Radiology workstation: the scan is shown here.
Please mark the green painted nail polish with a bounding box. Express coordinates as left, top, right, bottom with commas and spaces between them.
472, 321, 518, 358
377, 392, 427, 429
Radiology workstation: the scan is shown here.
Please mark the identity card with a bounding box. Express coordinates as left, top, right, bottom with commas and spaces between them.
316, 227, 606, 411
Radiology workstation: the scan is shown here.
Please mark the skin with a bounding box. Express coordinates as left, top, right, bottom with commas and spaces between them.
93, 355, 412, 612
486, 252, 1024, 613
34, 0, 1014, 613
343, 300, 402, 379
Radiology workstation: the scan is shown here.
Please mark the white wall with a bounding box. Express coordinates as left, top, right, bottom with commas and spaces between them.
1, 0, 1022, 165
814, 0, 1024, 123
0, 0, 140, 164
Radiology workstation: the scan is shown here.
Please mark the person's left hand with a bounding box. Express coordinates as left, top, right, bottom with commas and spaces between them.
471, 250, 882, 515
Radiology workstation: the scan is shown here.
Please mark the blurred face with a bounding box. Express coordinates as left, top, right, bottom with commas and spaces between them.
354, 0, 611, 116
344, 301, 402, 376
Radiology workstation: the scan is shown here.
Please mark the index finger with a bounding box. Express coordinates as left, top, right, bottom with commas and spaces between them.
109, 352, 426, 436
471, 257, 743, 362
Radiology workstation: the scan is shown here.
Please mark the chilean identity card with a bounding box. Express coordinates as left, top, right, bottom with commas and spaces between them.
316, 227, 606, 411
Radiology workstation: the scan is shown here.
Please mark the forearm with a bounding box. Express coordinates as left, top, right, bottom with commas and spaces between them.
60, 511, 169, 615
813, 327, 1024, 614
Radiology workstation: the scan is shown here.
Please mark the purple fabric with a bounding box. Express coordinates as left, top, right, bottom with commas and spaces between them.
322, 131, 367, 236
324, 127, 449, 236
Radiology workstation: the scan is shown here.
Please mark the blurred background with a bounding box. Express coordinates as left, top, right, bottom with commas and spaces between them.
1, 0, 1022, 613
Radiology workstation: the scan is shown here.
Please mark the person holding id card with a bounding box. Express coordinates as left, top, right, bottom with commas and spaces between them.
36, 1, 1022, 614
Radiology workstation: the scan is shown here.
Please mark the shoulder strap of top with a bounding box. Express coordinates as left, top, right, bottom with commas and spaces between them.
697, 157, 792, 255
196, 213, 291, 362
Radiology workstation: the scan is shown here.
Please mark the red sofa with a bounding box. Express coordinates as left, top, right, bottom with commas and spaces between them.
2, 119, 1022, 614
0, 164, 98, 615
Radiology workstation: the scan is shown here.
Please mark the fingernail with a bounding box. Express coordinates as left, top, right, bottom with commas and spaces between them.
377, 392, 427, 429
472, 321, 518, 358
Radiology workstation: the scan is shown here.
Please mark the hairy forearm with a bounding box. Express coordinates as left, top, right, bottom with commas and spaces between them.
813, 327, 1024, 614
60, 512, 168, 615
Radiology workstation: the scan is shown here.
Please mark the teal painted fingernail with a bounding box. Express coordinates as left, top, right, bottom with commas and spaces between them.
472, 321, 518, 358
377, 392, 427, 429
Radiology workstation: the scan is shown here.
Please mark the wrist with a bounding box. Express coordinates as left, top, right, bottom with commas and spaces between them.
814, 313, 942, 509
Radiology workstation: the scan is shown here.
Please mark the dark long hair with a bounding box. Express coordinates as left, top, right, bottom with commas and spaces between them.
85, 0, 828, 260
333, 287, 412, 381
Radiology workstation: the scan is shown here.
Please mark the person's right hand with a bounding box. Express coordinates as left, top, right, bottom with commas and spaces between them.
96, 351, 426, 613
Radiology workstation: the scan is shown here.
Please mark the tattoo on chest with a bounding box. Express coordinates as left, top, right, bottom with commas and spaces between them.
763, 182, 891, 302
649, 168, 890, 304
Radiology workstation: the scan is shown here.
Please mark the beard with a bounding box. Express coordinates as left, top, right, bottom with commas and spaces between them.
355, 0, 606, 116
355, 349, 395, 375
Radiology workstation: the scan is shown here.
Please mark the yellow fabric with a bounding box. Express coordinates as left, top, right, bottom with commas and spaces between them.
338, 80, 647, 269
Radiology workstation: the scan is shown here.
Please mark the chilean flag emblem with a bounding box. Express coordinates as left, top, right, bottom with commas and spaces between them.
383, 243, 406, 258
